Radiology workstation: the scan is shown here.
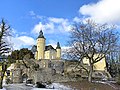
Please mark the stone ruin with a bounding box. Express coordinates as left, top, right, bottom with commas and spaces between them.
8, 59, 111, 84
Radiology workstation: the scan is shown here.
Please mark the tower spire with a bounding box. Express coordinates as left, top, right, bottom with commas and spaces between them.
38, 30, 45, 38
56, 42, 61, 49
56, 42, 61, 59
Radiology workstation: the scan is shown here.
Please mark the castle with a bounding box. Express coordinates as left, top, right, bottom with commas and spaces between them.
2, 30, 111, 84
32, 30, 61, 60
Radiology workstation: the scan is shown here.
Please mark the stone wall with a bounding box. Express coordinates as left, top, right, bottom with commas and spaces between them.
34, 68, 53, 83
11, 68, 22, 83
10, 59, 110, 84
36, 59, 64, 74
33, 68, 78, 83
11, 59, 80, 83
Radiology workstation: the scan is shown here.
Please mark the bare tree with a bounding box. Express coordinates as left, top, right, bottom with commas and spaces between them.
67, 20, 119, 82
0, 19, 12, 88
107, 45, 120, 77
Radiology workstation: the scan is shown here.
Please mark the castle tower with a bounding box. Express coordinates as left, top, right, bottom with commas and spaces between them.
37, 30, 45, 60
56, 42, 61, 59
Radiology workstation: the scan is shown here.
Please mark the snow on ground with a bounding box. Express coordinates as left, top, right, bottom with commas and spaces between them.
7, 64, 15, 70
3, 83, 73, 90
2, 79, 6, 86
0, 88, 6, 90
32, 88, 58, 90
32, 83, 73, 90
48, 83, 72, 90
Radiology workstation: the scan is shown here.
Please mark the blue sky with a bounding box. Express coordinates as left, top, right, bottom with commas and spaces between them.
0, 0, 120, 50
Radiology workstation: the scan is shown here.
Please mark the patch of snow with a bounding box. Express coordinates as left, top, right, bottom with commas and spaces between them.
26, 84, 34, 87
2, 79, 6, 86
0, 88, 6, 90
32, 88, 55, 90
32, 83, 73, 90
49, 83, 72, 90
7, 64, 14, 70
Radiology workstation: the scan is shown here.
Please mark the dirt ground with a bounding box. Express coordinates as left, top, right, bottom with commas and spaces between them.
60, 81, 120, 90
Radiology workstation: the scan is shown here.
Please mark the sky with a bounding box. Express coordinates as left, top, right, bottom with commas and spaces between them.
0, 0, 120, 50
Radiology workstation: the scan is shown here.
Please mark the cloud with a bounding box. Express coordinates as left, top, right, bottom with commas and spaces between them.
60, 19, 72, 32
48, 17, 66, 23
48, 39, 57, 48
29, 11, 36, 16
6, 29, 36, 50
79, 0, 120, 24
17, 36, 35, 45
32, 17, 72, 35
29, 11, 44, 19
11, 35, 36, 50
32, 22, 55, 34
73, 17, 82, 23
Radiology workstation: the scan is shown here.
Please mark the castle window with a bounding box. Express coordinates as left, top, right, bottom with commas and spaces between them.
52, 56, 53, 59
43, 62, 46, 68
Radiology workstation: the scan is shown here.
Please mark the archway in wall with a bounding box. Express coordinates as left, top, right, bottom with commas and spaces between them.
22, 73, 28, 83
